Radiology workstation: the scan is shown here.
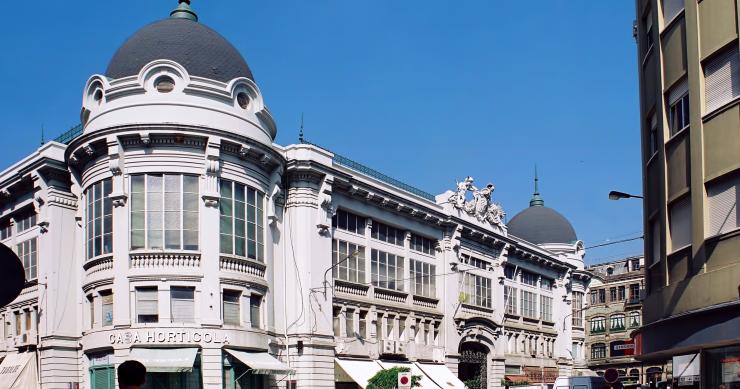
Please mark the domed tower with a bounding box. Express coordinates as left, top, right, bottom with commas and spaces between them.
507, 170, 584, 265
65, 2, 286, 387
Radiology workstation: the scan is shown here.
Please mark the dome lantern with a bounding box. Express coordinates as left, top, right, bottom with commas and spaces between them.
170, 0, 198, 22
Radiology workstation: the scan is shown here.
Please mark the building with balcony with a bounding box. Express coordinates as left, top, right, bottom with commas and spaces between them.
0, 2, 592, 388
584, 256, 669, 385
634, 0, 739, 387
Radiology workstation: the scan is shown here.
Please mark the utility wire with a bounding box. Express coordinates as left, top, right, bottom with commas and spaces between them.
585, 235, 644, 249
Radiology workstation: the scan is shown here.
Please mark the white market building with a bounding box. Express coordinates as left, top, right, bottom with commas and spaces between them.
0, 2, 593, 388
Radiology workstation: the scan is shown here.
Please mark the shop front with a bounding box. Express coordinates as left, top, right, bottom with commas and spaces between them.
130, 347, 202, 389
222, 349, 294, 389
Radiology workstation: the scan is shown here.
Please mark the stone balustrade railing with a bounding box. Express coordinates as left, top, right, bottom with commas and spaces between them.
130, 252, 201, 268
373, 287, 408, 304
412, 295, 439, 309
84, 255, 114, 275
219, 256, 266, 278
333, 279, 370, 297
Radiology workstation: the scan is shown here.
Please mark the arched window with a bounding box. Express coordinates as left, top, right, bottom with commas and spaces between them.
590, 316, 606, 333
591, 343, 606, 359
610, 314, 626, 330
629, 369, 640, 377
629, 311, 641, 327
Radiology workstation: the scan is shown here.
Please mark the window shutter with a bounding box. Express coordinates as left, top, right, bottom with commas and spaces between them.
136, 289, 158, 316
707, 176, 738, 236
668, 77, 688, 104
171, 288, 194, 322
662, 0, 684, 23
705, 46, 740, 113
669, 196, 692, 249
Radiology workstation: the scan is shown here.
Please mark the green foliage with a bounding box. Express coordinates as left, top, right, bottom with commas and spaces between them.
367, 367, 421, 389
501, 378, 532, 387
464, 377, 483, 389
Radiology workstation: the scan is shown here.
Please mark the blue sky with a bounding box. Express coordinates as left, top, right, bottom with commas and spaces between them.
0, 1, 643, 264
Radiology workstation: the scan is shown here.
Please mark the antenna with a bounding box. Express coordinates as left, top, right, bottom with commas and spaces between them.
298, 112, 305, 143
40, 124, 45, 146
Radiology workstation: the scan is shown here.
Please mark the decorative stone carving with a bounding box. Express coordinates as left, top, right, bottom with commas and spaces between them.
69, 154, 79, 165
238, 145, 251, 158
0, 189, 9, 198
140, 132, 151, 146
448, 176, 506, 230
83, 144, 94, 156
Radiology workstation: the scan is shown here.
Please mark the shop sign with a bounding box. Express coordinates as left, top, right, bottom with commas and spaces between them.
720, 356, 739, 383
610, 341, 635, 357
523, 367, 559, 383
109, 330, 230, 345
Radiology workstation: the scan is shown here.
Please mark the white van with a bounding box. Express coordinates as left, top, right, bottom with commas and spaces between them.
554, 376, 611, 389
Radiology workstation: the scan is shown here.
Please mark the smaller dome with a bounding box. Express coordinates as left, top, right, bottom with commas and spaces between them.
506, 170, 577, 245
507, 206, 577, 245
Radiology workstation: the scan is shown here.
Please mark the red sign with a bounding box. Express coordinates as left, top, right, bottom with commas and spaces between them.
604, 368, 620, 384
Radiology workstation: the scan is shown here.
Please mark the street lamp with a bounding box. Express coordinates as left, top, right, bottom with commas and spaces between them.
608, 190, 643, 200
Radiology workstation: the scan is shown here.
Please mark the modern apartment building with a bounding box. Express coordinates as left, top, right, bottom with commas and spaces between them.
634, 0, 739, 387
585, 256, 669, 385
0, 2, 593, 388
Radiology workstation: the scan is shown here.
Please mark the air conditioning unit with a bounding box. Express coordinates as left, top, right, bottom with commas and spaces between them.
382, 340, 396, 354
395, 341, 406, 355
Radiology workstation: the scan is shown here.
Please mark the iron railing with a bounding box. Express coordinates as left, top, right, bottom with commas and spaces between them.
53, 124, 83, 144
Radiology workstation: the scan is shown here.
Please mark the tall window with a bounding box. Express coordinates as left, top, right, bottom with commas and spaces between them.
17, 238, 37, 281
504, 266, 515, 280
591, 317, 606, 333
609, 287, 618, 302
629, 311, 641, 327
250, 295, 261, 329
86, 179, 112, 258
15, 210, 37, 233
668, 92, 690, 136
540, 295, 553, 322
598, 289, 606, 304
541, 278, 553, 291
504, 286, 518, 315
410, 259, 436, 298
461, 254, 489, 269
629, 284, 641, 301
591, 343, 607, 359
135, 287, 158, 323
332, 209, 365, 234
371, 221, 405, 246
572, 292, 584, 327
371, 249, 404, 291
648, 112, 659, 156
704, 39, 740, 113
610, 314, 626, 331
131, 174, 199, 251
219, 180, 263, 260
171, 287, 195, 323
662, 0, 684, 23
642, 8, 654, 56
345, 309, 355, 337
410, 234, 435, 255
521, 271, 538, 286
650, 218, 661, 264
331, 239, 365, 283
669, 196, 692, 250
223, 290, 241, 325
618, 286, 626, 300
0, 219, 12, 240
521, 290, 537, 318
101, 290, 113, 326
462, 273, 491, 308
706, 175, 739, 236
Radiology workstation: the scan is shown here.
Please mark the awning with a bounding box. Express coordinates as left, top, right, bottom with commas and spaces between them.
378, 361, 441, 389
129, 348, 198, 373
335, 359, 384, 389
416, 363, 466, 389
224, 349, 294, 375
0, 352, 38, 389
505, 374, 529, 382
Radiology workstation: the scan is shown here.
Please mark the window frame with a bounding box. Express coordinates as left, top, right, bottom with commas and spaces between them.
86, 179, 113, 259
331, 239, 366, 284
135, 286, 159, 324
219, 179, 264, 260
370, 249, 404, 291
17, 238, 38, 281
170, 286, 195, 323
223, 289, 241, 326
410, 259, 436, 298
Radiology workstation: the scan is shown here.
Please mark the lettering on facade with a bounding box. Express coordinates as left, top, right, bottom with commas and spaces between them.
108, 331, 230, 345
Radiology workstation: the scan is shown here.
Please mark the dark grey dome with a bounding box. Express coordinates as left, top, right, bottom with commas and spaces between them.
106, 18, 253, 82
507, 205, 577, 245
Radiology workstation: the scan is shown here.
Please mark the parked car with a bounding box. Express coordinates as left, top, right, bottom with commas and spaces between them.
555, 376, 612, 389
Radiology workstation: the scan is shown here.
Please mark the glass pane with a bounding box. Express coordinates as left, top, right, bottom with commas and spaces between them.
103, 234, 113, 254
247, 188, 255, 205
164, 192, 181, 211
183, 230, 198, 250
220, 216, 233, 235
220, 180, 232, 199
234, 219, 245, 238
131, 193, 145, 212
131, 212, 145, 230
247, 241, 256, 259
148, 229, 162, 249
183, 175, 198, 193
220, 198, 233, 217
183, 193, 198, 212
103, 215, 113, 234
220, 234, 233, 254
235, 184, 245, 202
131, 175, 145, 193
183, 211, 198, 230
147, 174, 163, 192
147, 211, 162, 230
165, 230, 181, 249
247, 205, 255, 223
147, 192, 162, 212
164, 211, 180, 229
234, 201, 245, 220
131, 230, 145, 249
235, 237, 245, 256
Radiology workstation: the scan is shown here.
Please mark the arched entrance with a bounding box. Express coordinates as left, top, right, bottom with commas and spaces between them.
459, 343, 488, 389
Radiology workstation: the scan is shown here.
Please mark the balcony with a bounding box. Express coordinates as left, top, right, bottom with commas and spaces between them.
373, 288, 408, 304
219, 255, 266, 278
334, 279, 370, 298
412, 295, 439, 310
590, 328, 606, 335
130, 251, 201, 269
